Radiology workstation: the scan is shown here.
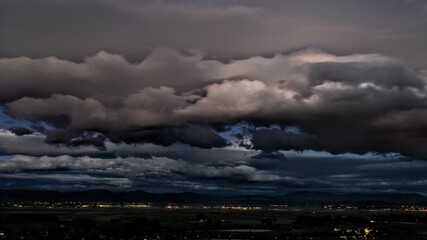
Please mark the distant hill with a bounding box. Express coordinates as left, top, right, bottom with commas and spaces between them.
1, 189, 426, 207
281, 191, 427, 206
0, 189, 215, 204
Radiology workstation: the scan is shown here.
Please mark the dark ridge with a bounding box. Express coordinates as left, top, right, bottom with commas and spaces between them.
1, 190, 426, 206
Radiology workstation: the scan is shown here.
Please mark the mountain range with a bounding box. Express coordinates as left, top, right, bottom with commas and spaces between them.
1, 190, 426, 207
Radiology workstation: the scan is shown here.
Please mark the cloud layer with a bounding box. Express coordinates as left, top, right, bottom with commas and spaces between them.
2, 0, 427, 67
2, 152, 427, 194
2, 48, 427, 158
2, 0, 427, 194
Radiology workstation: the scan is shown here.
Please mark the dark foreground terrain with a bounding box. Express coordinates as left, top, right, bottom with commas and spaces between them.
1, 206, 427, 240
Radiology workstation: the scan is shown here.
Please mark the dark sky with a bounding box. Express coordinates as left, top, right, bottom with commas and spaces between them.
1, 0, 427, 194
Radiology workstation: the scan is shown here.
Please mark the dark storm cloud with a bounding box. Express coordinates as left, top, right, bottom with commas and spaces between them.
2, 0, 427, 67
46, 131, 107, 150
251, 152, 287, 161
108, 125, 228, 148
0, 130, 109, 156
251, 129, 319, 153
8, 127, 33, 136
0, 129, 233, 159
2, 48, 427, 158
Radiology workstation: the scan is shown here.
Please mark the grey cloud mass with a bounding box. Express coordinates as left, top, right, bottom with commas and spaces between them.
2, 0, 427, 67
2, 49, 427, 158
2, 0, 427, 194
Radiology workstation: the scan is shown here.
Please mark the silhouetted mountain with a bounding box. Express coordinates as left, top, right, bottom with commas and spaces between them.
1, 189, 426, 207
280, 191, 427, 206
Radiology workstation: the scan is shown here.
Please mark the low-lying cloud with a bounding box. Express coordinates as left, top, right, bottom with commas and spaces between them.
0, 155, 287, 183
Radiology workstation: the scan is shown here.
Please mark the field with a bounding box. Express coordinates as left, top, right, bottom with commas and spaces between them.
1, 207, 427, 239
0, 207, 299, 226
1, 206, 426, 225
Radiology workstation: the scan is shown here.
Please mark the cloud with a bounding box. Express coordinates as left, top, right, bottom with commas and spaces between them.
3, 0, 427, 194
0, 173, 132, 188
8, 127, 33, 136
251, 151, 287, 161
0, 155, 286, 184
2, 152, 427, 194
0, 130, 102, 156
2, 0, 427, 67
250, 129, 320, 152
2, 48, 427, 157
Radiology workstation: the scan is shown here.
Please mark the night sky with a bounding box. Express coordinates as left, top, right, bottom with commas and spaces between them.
1, 0, 427, 195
